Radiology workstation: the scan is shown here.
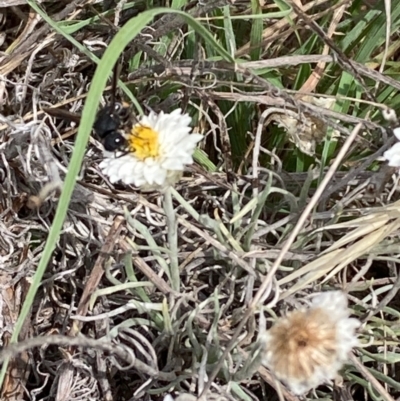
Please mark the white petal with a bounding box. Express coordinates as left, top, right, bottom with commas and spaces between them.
162, 158, 185, 170
393, 127, 400, 140
384, 143, 400, 166
143, 164, 160, 185
155, 168, 167, 185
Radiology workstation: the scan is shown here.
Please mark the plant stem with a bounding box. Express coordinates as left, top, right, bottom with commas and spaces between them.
163, 186, 180, 292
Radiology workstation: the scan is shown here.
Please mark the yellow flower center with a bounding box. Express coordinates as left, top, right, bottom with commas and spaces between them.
127, 125, 160, 160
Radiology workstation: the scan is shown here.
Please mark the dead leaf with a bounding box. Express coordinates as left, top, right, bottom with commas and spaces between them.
270, 95, 339, 156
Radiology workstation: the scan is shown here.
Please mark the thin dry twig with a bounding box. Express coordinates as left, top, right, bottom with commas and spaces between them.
350, 353, 395, 401
0, 334, 174, 380
69, 217, 124, 337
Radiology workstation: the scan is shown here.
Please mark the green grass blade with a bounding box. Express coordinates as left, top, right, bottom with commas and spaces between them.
249, 0, 262, 60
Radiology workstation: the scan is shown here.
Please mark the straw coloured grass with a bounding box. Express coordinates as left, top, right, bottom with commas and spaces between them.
0, 0, 399, 400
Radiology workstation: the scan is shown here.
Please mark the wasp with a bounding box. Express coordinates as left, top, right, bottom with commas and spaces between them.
92, 101, 131, 152
43, 65, 132, 153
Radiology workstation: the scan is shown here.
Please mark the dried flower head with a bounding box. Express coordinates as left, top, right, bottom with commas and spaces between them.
261, 291, 360, 395
99, 109, 203, 190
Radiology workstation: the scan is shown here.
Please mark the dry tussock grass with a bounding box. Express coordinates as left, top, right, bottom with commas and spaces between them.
0, 1, 399, 401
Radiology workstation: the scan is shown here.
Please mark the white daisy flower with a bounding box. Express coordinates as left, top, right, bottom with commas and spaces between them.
384, 127, 400, 167
99, 109, 203, 190
261, 291, 360, 395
